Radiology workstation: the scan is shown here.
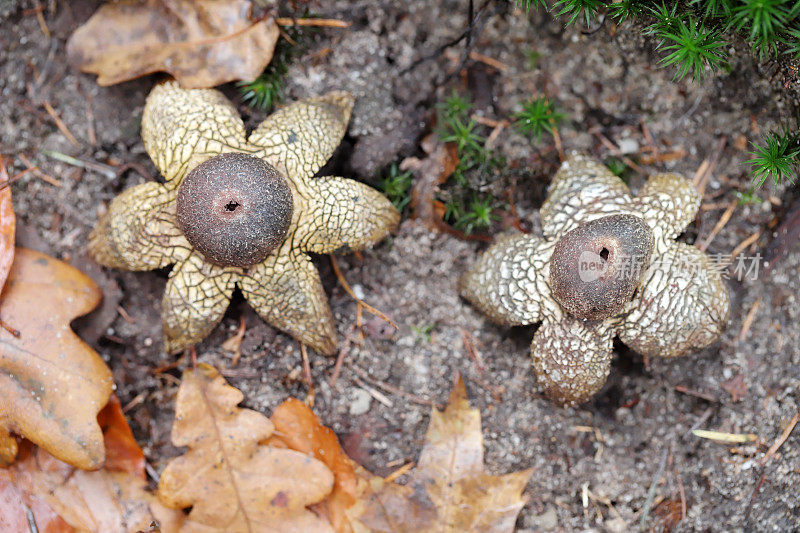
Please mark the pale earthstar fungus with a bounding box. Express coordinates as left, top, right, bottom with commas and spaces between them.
460, 154, 730, 406
89, 81, 399, 355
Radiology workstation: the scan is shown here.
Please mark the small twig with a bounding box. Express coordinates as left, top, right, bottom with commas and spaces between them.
275, 17, 350, 28
352, 375, 393, 407
589, 129, 644, 173
638, 149, 687, 165
468, 51, 508, 72
552, 127, 565, 162
219, 367, 260, 379
41, 100, 79, 147
760, 410, 799, 466
384, 462, 415, 483
116, 305, 135, 324
300, 343, 313, 388
674, 465, 687, 522
330, 255, 398, 330
85, 90, 97, 146
0, 168, 34, 191
730, 230, 762, 261
0, 317, 21, 338
122, 391, 147, 413
691, 429, 758, 443
737, 298, 761, 343
692, 136, 727, 198
145, 461, 161, 483
640, 446, 669, 531
697, 199, 737, 252
329, 324, 357, 388
641, 119, 657, 156
400, 0, 493, 75
40, 150, 116, 179
674, 385, 718, 403
18, 154, 62, 187
351, 365, 435, 407
460, 328, 485, 373
32, 0, 50, 38
221, 316, 246, 366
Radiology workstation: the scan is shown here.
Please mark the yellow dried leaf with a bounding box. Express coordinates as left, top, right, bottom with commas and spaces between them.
0, 248, 113, 470
66, 0, 279, 88
157, 364, 335, 532
349, 377, 533, 533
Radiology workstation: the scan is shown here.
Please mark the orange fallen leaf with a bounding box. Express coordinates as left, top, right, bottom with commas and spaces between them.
158, 364, 335, 532
66, 0, 279, 88
98, 395, 145, 478
349, 376, 533, 533
269, 398, 360, 533
0, 394, 184, 532
0, 248, 113, 470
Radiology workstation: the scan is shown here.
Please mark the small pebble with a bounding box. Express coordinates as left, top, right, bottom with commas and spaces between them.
617, 138, 639, 154
349, 388, 372, 415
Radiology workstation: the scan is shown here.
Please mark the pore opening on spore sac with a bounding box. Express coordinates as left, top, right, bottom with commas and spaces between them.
549, 214, 654, 320
176, 153, 294, 267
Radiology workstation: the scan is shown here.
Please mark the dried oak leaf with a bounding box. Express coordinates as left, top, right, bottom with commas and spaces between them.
349, 377, 533, 533
97, 395, 145, 478
268, 399, 360, 533
158, 364, 335, 532
0, 248, 113, 470
66, 0, 279, 88
402, 133, 459, 231
0, 398, 184, 532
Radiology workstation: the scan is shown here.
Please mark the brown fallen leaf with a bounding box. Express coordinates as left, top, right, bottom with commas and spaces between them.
720, 374, 747, 403
349, 376, 533, 533
403, 134, 459, 231
158, 364, 335, 532
0, 248, 113, 470
0, 165, 15, 291
66, 0, 279, 88
269, 398, 360, 533
0, 396, 184, 533
0, 474, 73, 533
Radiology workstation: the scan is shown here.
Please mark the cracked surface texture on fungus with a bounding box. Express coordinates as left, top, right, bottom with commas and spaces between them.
89, 81, 399, 355
460, 154, 730, 406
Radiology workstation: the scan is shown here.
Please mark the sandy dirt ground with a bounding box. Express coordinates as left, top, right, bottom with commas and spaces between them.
1, 0, 799, 531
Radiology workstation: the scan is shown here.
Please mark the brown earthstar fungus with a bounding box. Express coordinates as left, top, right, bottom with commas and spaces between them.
89, 81, 399, 355
460, 154, 730, 406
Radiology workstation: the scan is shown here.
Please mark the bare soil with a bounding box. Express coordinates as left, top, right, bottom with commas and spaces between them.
1, 1, 798, 531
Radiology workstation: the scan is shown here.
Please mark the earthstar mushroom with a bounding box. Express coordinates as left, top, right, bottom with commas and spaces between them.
89, 81, 399, 355
460, 154, 730, 405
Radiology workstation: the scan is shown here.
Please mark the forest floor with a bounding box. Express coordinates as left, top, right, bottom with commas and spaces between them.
1, 0, 799, 531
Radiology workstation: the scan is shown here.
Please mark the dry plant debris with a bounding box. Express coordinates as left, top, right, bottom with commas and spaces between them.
66, 0, 279, 88
89, 81, 398, 355
157, 364, 335, 532
461, 154, 730, 405
0, 177, 15, 291
268, 398, 360, 533
0, 396, 184, 532
348, 376, 533, 533
0, 247, 113, 470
